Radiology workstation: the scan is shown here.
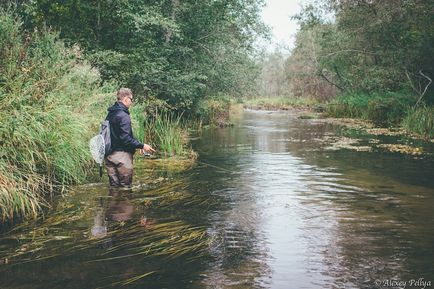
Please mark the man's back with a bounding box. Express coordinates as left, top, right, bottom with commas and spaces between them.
106, 101, 142, 153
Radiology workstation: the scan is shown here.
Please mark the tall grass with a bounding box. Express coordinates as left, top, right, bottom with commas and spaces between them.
0, 12, 113, 222
402, 106, 434, 138
325, 92, 414, 126
131, 104, 188, 157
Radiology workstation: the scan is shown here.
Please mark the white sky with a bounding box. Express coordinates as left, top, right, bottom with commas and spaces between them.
260, 0, 307, 52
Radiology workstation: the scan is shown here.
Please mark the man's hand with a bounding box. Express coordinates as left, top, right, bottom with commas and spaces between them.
139, 144, 156, 155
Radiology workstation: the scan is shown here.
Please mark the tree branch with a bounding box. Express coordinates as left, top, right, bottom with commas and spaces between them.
319, 69, 344, 91
415, 70, 432, 106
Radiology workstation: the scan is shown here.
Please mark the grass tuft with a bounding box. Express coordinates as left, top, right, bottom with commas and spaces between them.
401, 105, 434, 138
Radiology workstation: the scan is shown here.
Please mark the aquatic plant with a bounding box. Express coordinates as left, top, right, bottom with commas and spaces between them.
0, 181, 213, 286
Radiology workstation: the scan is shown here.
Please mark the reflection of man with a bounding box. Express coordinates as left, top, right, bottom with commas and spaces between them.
90, 188, 154, 239
107, 188, 134, 223
105, 88, 155, 188
91, 201, 107, 238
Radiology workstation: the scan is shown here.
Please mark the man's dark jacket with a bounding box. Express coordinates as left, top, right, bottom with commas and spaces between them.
106, 102, 144, 154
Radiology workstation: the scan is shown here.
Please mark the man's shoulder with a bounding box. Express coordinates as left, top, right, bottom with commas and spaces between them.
110, 110, 131, 124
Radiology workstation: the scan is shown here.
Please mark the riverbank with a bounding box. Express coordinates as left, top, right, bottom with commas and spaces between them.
242, 96, 434, 143
0, 13, 196, 224
242, 96, 319, 111
242, 99, 434, 157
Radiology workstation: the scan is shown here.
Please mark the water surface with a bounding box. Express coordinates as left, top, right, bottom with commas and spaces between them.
1, 109, 433, 289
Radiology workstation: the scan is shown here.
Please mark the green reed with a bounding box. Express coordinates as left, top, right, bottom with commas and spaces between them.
131, 104, 188, 157
325, 92, 415, 127
402, 105, 434, 138
0, 12, 113, 221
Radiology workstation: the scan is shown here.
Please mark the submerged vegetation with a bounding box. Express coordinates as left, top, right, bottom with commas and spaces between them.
0, 179, 212, 286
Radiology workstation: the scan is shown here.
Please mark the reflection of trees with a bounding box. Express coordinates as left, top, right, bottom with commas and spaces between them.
192, 121, 271, 288
197, 110, 433, 287
238, 110, 434, 287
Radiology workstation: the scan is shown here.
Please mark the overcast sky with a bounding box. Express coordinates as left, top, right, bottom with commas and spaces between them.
260, 0, 307, 52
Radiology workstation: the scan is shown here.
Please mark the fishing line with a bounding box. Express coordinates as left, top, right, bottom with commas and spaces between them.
143, 152, 236, 174
195, 160, 236, 174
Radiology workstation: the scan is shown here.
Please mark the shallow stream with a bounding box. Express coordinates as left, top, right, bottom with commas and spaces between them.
1, 109, 433, 289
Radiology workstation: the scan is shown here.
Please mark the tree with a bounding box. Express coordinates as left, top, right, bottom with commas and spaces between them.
11, 0, 268, 109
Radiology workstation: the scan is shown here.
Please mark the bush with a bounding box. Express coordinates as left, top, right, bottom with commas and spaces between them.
366, 95, 413, 126
193, 95, 231, 126
0, 12, 113, 221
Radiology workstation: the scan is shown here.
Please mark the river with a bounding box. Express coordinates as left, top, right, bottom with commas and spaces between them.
1, 109, 433, 289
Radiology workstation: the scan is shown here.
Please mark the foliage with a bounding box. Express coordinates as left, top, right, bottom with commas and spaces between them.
10, 0, 268, 109
257, 50, 288, 97
284, 24, 337, 100
401, 106, 434, 138
326, 92, 415, 127
292, 0, 434, 100
193, 95, 231, 126
0, 11, 114, 221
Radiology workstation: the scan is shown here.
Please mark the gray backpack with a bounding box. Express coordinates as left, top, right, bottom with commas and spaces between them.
89, 120, 112, 177
99, 120, 112, 157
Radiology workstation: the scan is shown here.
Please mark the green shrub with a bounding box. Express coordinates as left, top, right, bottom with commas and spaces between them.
194, 95, 231, 126
0, 12, 113, 221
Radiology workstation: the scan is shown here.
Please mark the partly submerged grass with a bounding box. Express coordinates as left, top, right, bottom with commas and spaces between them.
325, 92, 434, 138
0, 179, 213, 286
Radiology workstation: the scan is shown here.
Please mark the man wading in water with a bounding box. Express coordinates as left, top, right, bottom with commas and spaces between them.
105, 88, 155, 187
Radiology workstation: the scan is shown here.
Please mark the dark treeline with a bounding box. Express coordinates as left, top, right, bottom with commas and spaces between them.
257, 0, 433, 133
3, 0, 267, 109
291, 0, 433, 100
261, 0, 434, 101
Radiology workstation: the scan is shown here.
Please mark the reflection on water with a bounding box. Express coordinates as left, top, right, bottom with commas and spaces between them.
0, 109, 433, 288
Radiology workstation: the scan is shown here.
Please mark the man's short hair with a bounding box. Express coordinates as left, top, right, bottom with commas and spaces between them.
117, 88, 133, 100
